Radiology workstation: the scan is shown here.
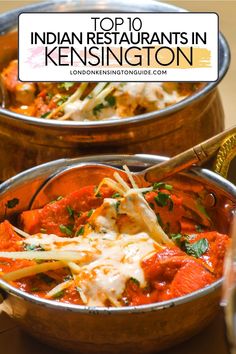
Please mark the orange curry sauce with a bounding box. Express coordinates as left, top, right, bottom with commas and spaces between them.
0, 183, 230, 306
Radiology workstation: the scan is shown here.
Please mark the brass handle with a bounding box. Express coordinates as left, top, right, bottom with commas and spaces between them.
143, 126, 236, 183
213, 133, 236, 178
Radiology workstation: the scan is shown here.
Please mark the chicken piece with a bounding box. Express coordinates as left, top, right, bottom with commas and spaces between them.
1, 60, 37, 105
14, 82, 36, 105
170, 260, 214, 297
20, 185, 113, 236
190, 231, 230, 278
0, 220, 22, 251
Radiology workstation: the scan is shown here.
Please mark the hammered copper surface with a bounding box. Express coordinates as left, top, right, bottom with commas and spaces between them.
0, 84, 225, 181
2, 288, 221, 354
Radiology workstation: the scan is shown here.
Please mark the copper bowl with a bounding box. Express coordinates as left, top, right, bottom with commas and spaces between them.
0, 0, 231, 181
0, 154, 235, 354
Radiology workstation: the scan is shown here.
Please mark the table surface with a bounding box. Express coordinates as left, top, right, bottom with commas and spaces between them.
0, 310, 230, 354
0, 1, 235, 353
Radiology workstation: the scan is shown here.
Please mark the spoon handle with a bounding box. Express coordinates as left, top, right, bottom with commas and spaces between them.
143, 126, 236, 183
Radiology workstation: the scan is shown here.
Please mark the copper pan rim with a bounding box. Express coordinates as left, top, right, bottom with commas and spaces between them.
0, 276, 222, 314
0, 0, 231, 128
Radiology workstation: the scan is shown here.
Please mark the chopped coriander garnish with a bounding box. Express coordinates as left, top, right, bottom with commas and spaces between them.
40, 111, 51, 118
130, 277, 140, 286
76, 226, 84, 236
52, 290, 65, 299
92, 95, 116, 116
57, 100, 64, 107
58, 82, 75, 91
154, 192, 173, 211
185, 238, 209, 258
87, 209, 94, 218
164, 184, 173, 191
149, 202, 155, 210
154, 192, 170, 207
57, 95, 69, 106
115, 201, 121, 213
66, 205, 74, 219
93, 103, 105, 116
63, 275, 73, 281
153, 182, 165, 190
112, 193, 120, 199
59, 224, 73, 236
5, 198, 19, 209
196, 202, 210, 218
47, 92, 53, 99
24, 244, 45, 251
170, 233, 183, 247
105, 95, 116, 107
170, 233, 209, 258
153, 182, 173, 191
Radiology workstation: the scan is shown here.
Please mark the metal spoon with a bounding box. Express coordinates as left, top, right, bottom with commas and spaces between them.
144, 125, 236, 182
30, 125, 236, 209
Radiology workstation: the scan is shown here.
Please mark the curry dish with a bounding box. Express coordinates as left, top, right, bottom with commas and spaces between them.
0, 169, 229, 307
1, 60, 201, 121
